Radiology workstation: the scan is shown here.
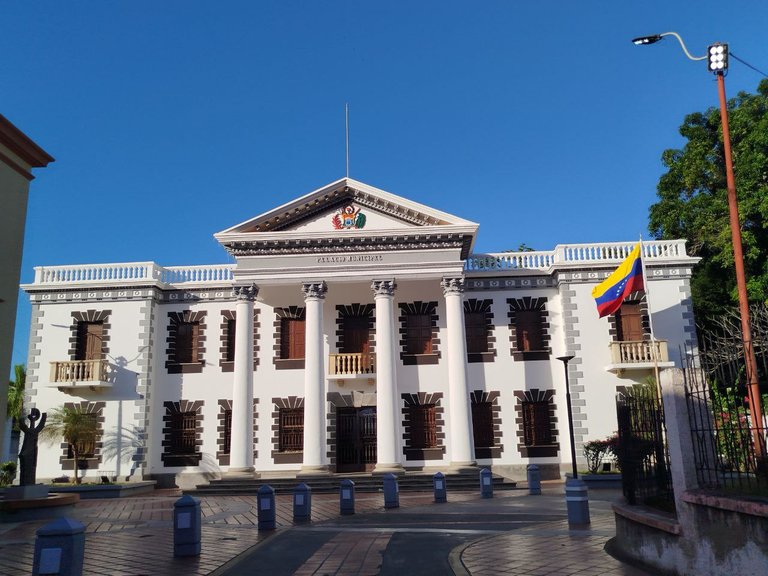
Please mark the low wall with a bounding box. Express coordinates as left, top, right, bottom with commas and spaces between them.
611, 490, 768, 575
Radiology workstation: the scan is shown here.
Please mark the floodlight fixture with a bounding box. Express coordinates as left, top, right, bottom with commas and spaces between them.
708, 43, 729, 73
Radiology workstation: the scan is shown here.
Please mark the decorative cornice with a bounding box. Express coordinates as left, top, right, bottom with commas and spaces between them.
221, 235, 467, 257
371, 279, 396, 297
234, 283, 259, 302
441, 277, 465, 295
0, 114, 54, 168
301, 281, 327, 300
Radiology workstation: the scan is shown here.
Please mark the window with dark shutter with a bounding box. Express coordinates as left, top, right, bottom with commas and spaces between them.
522, 401, 552, 446
405, 314, 432, 355
616, 302, 644, 341
223, 409, 232, 454
225, 318, 236, 362
66, 413, 98, 458
408, 405, 437, 449
516, 310, 543, 352
279, 408, 304, 452
75, 321, 103, 361
170, 411, 198, 455
472, 401, 495, 448
176, 322, 199, 363
465, 311, 488, 354
280, 318, 306, 359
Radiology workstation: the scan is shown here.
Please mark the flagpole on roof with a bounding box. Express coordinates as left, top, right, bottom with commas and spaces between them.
638, 235, 662, 394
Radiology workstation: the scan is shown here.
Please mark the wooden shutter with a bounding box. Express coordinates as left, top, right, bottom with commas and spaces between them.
279, 408, 304, 451
171, 412, 197, 455
523, 401, 552, 446
465, 311, 488, 354
617, 303, 644, 341
406, 314, 432, 355
516, 310, 543, 352
409, 405, 437, 449
281, 318, 306, 359
75, 321, 103, 361
226, 318, 236, 362
176, 322, 199, 363
223, 409, 232, 454
472, 401, 495, 448
343, 316, 370, 354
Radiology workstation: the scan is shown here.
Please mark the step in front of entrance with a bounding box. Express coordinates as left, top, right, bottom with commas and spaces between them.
186, 472, 518, 496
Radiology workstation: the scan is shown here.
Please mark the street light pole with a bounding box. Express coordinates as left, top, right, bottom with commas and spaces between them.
557, 355, 578, 479
632, 32, 765, 458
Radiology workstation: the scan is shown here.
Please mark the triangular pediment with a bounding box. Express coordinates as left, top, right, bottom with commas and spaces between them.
215, 177, 477, 236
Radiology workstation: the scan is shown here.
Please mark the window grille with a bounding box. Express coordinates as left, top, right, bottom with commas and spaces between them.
408, 404, 437, 449
279, 408, 304, 452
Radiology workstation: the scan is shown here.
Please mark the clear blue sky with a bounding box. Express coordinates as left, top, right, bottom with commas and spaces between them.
4, 1, 768, 373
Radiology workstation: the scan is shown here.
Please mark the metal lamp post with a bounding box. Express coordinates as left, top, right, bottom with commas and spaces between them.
557, 354, 589, 525
632, 32, 765, 458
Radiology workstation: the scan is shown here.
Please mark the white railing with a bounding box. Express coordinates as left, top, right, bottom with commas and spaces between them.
466, 240, 689, 272
31, 263, 234, 288
50, 359, 110, 383
329, 353, 376, 376
609, 340, 669, 365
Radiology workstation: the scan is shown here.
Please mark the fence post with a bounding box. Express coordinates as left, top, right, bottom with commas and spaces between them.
257, 485, 276, 530
433, 472, 447, 503
32, 518, 85, 576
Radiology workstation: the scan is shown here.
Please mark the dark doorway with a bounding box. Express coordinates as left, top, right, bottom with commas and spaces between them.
343, 316, 370, 354
336, 406, 377, 472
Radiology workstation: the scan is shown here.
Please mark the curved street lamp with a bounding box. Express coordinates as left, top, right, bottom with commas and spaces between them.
632, 32, 765, 459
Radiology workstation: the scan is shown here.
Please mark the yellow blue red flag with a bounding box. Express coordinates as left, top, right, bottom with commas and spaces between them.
591, 243, 645, 318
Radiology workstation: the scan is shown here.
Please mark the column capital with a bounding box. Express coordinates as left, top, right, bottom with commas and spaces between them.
302, 281, 327, 300
234, 283, 259, 301
441, 277, 465, 295
371, 279, 396, 297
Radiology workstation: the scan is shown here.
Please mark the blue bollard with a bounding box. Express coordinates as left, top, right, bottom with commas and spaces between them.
340, 479, 355, 515
565, 477, 591, 526
527, 464, 541, 495
258, 484, 276, 530
33, 517, 85, 576
433, 472, 447, 503
383, 473, 399, 509
480, 468, 493, 499
173, 495, 201, 557
293, 483, 312, 522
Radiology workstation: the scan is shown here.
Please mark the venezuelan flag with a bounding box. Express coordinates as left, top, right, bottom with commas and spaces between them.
591, 243, 645, 318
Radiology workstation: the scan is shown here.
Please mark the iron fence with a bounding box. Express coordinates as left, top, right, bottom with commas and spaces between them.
615, 385, 674, 509
684, 330, 768, 496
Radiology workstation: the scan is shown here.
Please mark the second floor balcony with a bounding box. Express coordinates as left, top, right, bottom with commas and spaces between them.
49, 359, 113, 391
606, 340, 675, 376
329, 352, 376, 380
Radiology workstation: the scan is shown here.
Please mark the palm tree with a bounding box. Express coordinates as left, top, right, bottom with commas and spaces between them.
41, 406, 99, 484
7, 364, 25, 428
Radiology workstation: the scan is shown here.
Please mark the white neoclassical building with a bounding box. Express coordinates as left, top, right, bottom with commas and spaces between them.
21, 178, 698, 487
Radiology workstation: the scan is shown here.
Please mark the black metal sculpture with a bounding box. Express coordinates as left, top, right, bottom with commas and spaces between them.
18, 408, 47, 486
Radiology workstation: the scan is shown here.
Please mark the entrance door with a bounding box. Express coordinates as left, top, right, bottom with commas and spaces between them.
343, 316, 370, 354
336, 407, 377, 472
617, 303, 644, 341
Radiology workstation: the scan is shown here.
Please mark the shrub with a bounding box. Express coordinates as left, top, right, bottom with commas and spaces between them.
0, 461, 17, 486
583, 434, 620, 474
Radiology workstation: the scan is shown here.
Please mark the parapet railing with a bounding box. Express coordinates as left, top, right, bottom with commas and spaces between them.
31, 263, 235, 288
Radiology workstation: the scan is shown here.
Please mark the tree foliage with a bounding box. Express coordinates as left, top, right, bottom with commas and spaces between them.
7, 364, 26, 430
41, 406, 99, 484
649, 79, 768, 322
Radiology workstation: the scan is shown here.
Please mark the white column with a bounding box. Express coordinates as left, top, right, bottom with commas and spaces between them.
300, 281, 328, 474
442, 277, 476, 469
372, 279, 404, 474
228, 283, 257, 476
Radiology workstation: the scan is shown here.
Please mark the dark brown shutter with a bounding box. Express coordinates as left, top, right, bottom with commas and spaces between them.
617, 303, 644, 341
516, 310, 543, 352
279, 408, 304, 451
223, 409, 232, 454
465, 311, 488, 354
409, 405, 437, 449
472, 401, 494, 448
523, 401, 552, 446
281, 318, 306, 359
226, 318, 236, 362
75, 321, 103, 361
170, 411, 197, 455
176, 322, 199, 363
406, 314, 432, 355
343, 316, 370, 354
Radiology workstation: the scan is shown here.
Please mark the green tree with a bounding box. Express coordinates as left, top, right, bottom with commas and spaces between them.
7, 364, 26, 430
41, 406, 99, 484
649, 79, 768, 323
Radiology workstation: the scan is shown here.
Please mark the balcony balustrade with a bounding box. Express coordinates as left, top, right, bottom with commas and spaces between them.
49, 359, 112, 389
607, 340, 674, 375
329, 353, 376, 377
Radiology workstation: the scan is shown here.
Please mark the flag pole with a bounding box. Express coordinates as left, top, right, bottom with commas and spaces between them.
638, 236, 661, 394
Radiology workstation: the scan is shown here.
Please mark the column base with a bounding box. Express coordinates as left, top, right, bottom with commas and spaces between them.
224, 467, 258, 479
297, 465, 330, 477
372, 463, 405, 475
446, 462, 477, 473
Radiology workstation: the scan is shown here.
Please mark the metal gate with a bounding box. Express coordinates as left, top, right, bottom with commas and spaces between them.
336, 407, 377, 472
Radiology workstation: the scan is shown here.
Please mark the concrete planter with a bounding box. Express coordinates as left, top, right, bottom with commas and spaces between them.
578, 474, 622, 490
49, 481, 156, 499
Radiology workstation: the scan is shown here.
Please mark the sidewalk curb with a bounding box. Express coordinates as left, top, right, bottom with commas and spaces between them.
448, 537, 482, 576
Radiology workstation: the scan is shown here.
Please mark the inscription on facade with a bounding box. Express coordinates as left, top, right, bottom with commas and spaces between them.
316, 254, 384, 264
